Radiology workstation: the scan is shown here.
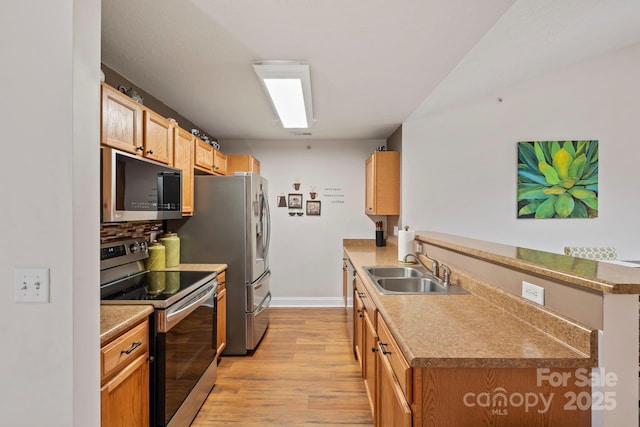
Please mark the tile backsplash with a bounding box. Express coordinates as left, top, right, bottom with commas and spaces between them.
100, 221, 164, 244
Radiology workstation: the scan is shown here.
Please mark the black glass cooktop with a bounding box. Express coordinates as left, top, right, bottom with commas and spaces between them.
101, 270, 216, 305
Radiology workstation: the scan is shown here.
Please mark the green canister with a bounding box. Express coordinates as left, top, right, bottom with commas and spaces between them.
160, 232, 180, 268
146, 241, 166, 270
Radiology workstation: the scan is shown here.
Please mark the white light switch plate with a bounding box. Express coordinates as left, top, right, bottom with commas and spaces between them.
522, 281, 544, 305
15, 268, 50, 303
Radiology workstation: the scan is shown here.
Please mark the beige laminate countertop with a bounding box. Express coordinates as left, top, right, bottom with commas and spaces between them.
100, 263, 227, 345
344, 239, 591, 369
101, 305, 153, 346
417, 231, 640, 294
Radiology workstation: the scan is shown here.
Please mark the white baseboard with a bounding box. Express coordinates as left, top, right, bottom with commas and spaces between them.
270, 297, 344, 307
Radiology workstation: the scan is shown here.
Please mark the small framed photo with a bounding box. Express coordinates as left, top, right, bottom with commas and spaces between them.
288, 193, 303, 209
306, 200, 321, 216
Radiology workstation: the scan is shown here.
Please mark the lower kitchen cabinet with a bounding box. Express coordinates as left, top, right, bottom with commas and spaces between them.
100, 318, 150, 427
363, 304, 378, 419
353, 285, 364, 370
376, 313, 412, 427
348, 266, 591, 427
216, 271, 227, 356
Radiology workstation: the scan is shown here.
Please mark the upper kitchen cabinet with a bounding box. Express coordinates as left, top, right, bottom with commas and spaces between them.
173, 127, 195, 216
143, 110, 173, 164
365, 151, 400, 215
195, 138, 227, 176
101, 83, 172, 164
194, 137, 214, 173
212, 149, 227, 176
227, 154, 260, 175
100, 83, 143, 154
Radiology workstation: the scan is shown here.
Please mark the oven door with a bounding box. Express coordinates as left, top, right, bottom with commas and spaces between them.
155, 283, 217, 427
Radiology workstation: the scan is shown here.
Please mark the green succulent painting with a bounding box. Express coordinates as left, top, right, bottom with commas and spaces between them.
517, 140, 598, 219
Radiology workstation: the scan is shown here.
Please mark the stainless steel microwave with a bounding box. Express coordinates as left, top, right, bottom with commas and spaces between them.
101, 147, 182, 222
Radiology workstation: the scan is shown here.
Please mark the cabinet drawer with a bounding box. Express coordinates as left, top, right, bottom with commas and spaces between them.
356, 276, 376, 328
101, 320, 149, 383
377, 313, 412, 402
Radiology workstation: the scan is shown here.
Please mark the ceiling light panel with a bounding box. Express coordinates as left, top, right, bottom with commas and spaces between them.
254, 62, 313, 129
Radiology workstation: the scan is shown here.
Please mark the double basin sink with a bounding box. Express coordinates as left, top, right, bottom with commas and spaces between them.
364, 265, 468, 295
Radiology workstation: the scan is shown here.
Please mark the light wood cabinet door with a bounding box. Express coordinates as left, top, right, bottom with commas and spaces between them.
363, 309, 377, 420
101, 83, 143, 155
216, 278, 227, 356
212, 149, 227, 175
173, 127, 195, 216
143, 110, 173, 164
365, 151, 400, 215
377, 347, 411, 427
342, 258, 348, 307
194, 138, 214, 173
227, 154, 260, 175
376, 313, 412, 427
101, 354, 150, 427
353, 286, 364, 372
100, 319, 150, 427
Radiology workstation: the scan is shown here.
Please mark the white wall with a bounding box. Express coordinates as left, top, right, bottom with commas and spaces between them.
0, 1, 101, 426
403, 42, 640, 259
222, 139, 383, 306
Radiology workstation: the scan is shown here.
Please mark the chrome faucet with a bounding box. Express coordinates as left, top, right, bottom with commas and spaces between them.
440, 264, 451, 287
403, 252, 439, 278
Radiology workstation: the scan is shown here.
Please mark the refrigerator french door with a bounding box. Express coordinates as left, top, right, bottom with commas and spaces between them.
169, 172, 272, 355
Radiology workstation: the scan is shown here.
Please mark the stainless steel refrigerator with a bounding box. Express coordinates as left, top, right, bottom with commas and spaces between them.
169, 173, 271, 355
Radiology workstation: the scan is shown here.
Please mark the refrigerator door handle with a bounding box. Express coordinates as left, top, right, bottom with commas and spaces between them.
247, 269, 271, 311
262, 191, 271, 263
255, 292, 271, 316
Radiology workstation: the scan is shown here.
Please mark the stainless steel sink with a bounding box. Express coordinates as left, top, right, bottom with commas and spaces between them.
363, 265, 468, 295
366, 266, 426, 277
376, 278, 468, 295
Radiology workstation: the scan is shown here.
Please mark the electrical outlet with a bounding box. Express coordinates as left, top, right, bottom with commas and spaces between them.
393, 226, 398, 236
416, 243, 423, 253
15, 268, 50, 303
522, 281, 544, 305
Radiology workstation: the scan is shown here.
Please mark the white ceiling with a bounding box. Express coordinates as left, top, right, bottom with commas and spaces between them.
101, 0, 640, 141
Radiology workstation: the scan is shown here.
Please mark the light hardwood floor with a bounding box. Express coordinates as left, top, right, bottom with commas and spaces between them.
191, 307, 374, 426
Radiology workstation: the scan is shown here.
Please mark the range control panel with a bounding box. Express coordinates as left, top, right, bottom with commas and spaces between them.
100, 237, 148, 270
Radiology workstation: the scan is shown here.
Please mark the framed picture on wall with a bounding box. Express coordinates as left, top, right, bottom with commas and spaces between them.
306, 200, 321, 216
288, 193, 303, 209
517, 140, 599, 219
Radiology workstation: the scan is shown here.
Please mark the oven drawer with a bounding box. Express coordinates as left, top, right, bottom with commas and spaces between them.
101, 320, 149, 382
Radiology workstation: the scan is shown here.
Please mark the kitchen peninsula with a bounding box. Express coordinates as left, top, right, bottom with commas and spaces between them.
344, 232, 639, 426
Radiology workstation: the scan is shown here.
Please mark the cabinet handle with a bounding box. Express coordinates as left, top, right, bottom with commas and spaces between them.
358, 292, 365, 298
146, 149, 154, 155
136, 146, 144, 151
378, 342, 391, 355
357, 309, 364, 318
121, 341, 142, 355
371, 347, 378, 353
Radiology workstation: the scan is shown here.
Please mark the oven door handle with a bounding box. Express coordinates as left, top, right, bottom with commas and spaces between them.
159, 284, 217, 333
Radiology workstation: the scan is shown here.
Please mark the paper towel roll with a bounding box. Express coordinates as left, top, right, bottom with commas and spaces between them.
397, 229, 415, 261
